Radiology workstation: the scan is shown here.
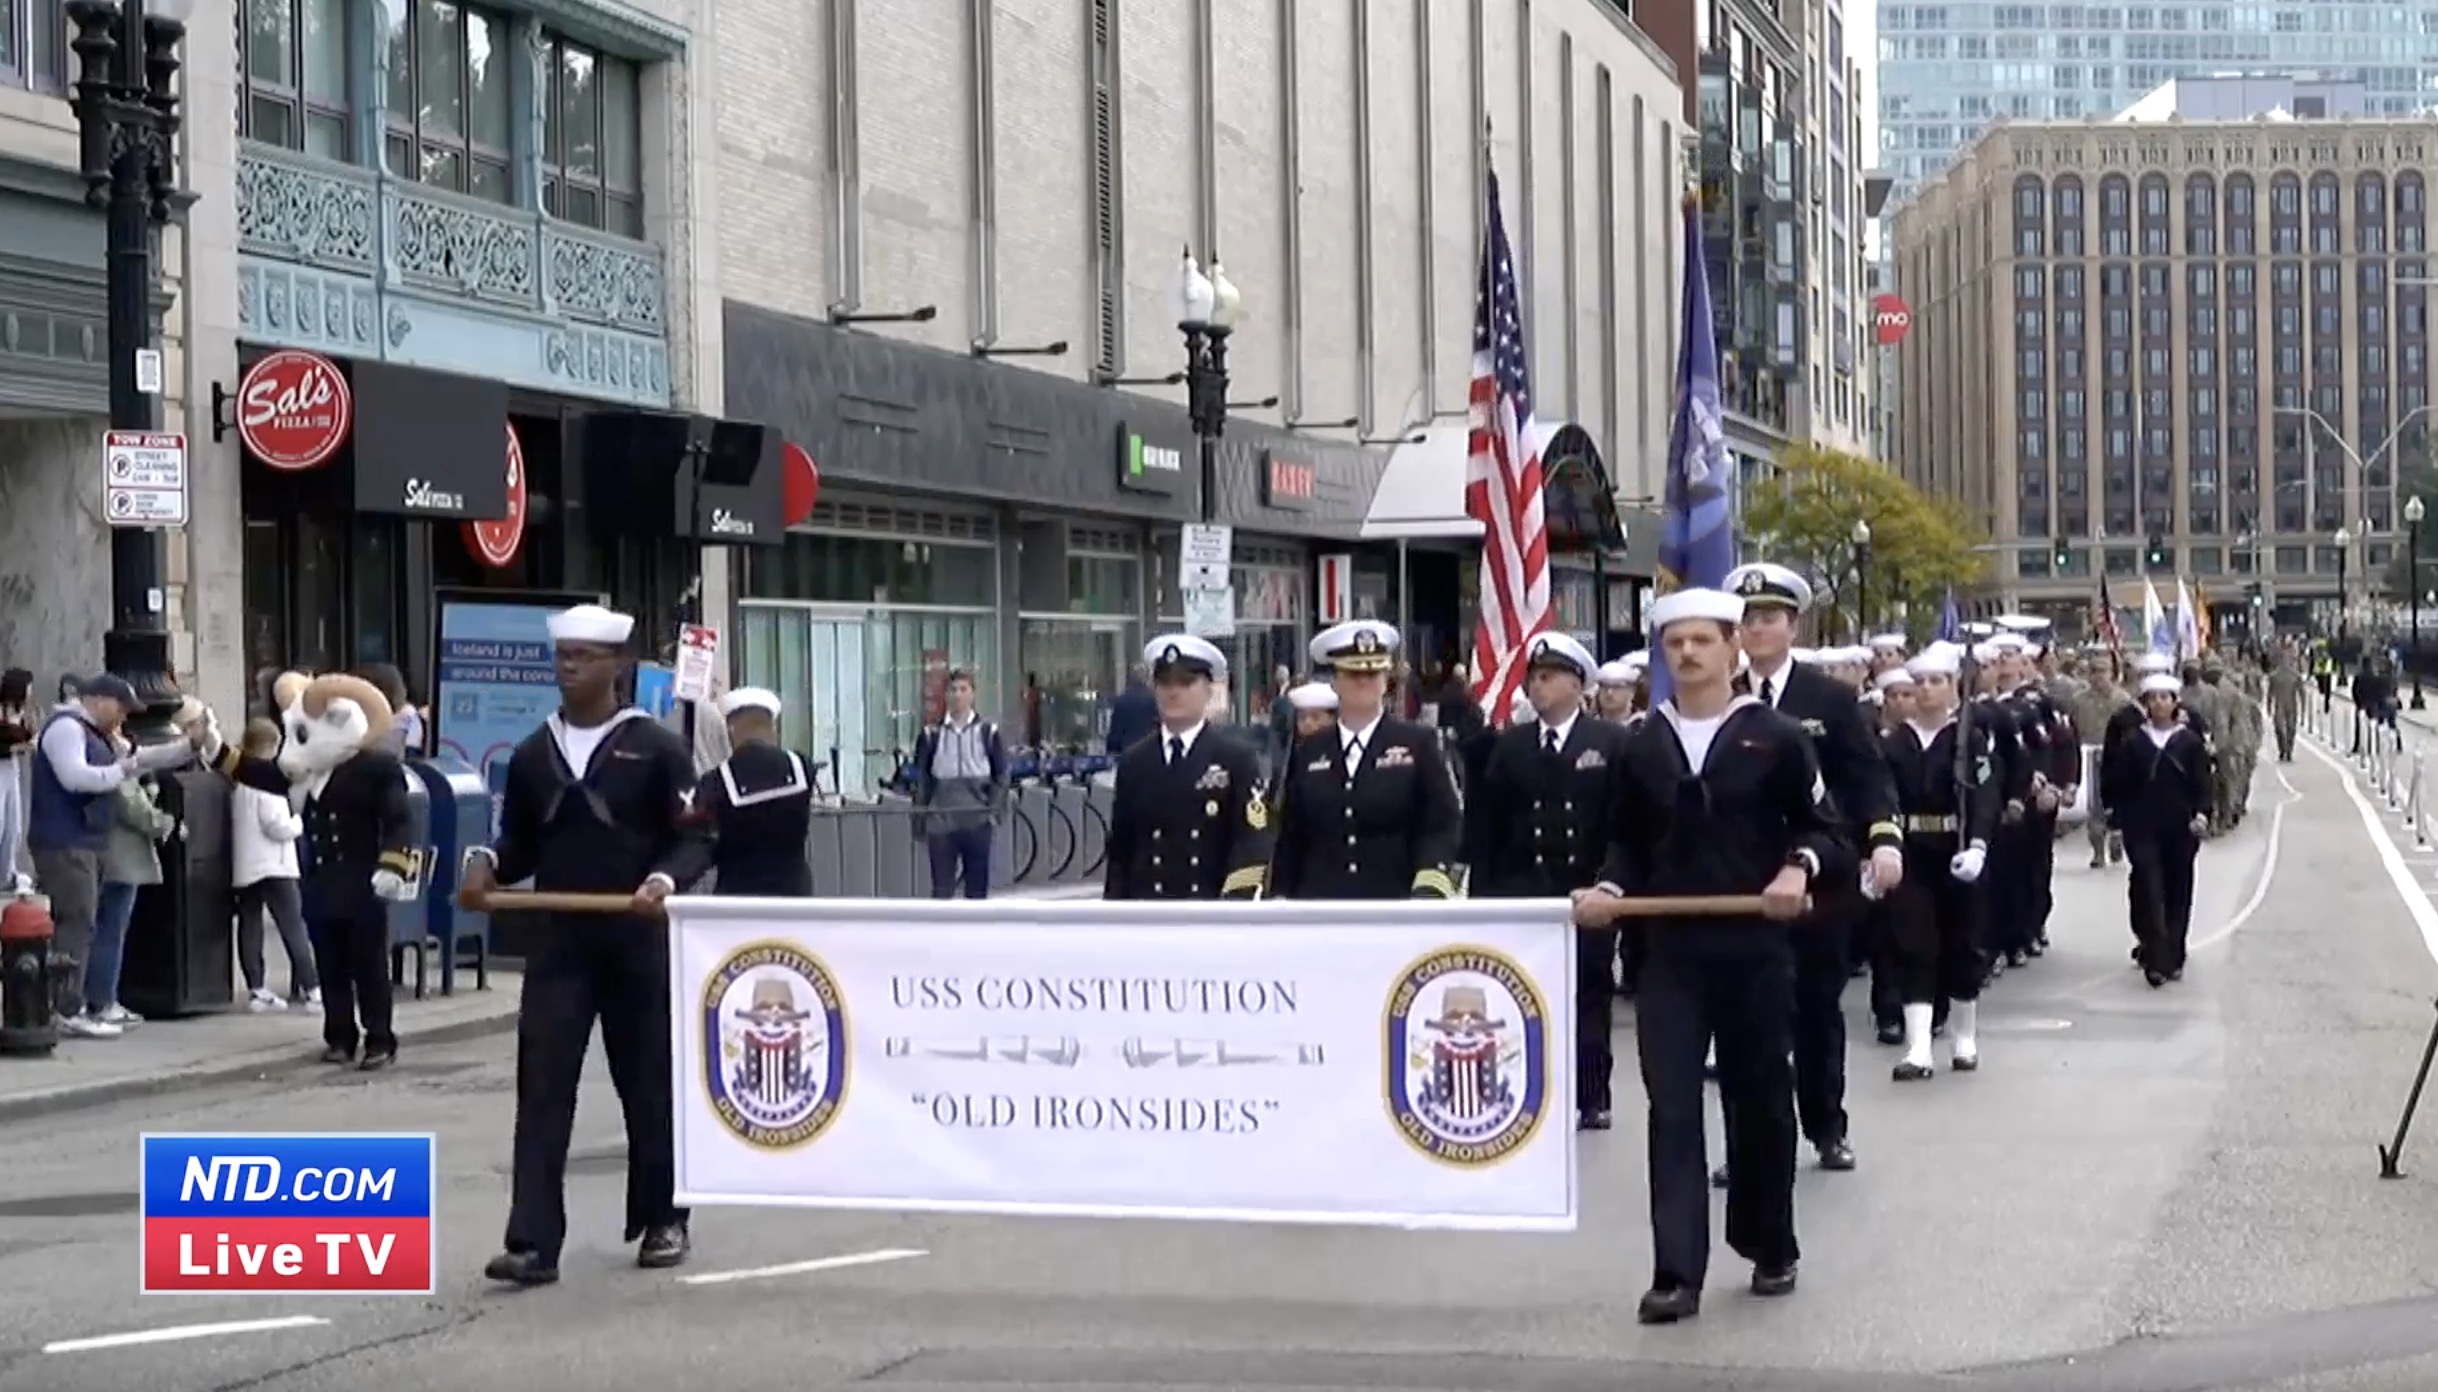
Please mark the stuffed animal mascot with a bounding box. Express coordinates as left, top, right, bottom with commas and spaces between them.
203, 670, 421, 1069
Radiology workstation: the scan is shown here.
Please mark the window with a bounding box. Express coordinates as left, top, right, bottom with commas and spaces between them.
242, 0, 352, 157
543, 36, 644, 237
383, 0, 512, 202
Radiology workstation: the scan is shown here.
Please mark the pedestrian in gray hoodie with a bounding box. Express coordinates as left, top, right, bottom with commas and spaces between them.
910, 668, 1008, 898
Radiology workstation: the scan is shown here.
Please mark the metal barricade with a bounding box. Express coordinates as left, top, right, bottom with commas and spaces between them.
801, 789, 1106, 897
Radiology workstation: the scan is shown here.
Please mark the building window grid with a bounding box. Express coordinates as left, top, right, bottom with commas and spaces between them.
542, 35, 644, 238
4, 0, 68, 93
242, 0, 353, 159
383, 0, 515, 204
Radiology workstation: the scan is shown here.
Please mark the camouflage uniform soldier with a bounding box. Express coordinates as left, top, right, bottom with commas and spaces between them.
2074, 659, 2133, 867
2210, 661, 2261, 826
2176, 665, 2231, 831
2265, 651, 2306, 761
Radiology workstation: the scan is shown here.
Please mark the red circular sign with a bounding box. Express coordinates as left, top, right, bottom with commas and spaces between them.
237, 349, 353, 470
462, 423, 528, 569
1872, 293, 1914, 347
781, 441, 820, 528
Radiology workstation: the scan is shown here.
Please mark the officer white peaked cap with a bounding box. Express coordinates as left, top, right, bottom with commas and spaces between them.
1791, 647, 1820, 666
1722, 562, 1814, 613
1961, 621, 1997, 638
1995, 613, 2051, 633
2140, 673, 2184, 696
720, 686, 783, 718
1143, 632, 1226, 678
1594, 659, 1637, 687
1869, 632, 1909, 652
1649, 587, 1746, 632
548, 603, 635, 646
1525, 631, 1597, 683
1310, 619, 1400, 673
1908, 646, 1963, 678
1285, 681, 1339, 712
1970, 641, 2005, 666
2134, 651, 2177, 674
1876, 666, 1918, 690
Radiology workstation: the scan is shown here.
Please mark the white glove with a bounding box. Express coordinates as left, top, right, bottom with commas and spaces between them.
1858, 865, 1884, 901
370, 869, 415, 901
197, 711, 226, 765
1868, 845, 1905, 894
1949, 845, 1986, 884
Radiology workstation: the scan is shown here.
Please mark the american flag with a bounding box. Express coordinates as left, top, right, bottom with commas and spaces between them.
2093, 574, 2125, 655
1465, 169, 1551, 725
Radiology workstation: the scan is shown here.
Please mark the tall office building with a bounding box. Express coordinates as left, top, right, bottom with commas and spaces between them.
1888, 115, 2435, 630
1876, 1, 2438, 194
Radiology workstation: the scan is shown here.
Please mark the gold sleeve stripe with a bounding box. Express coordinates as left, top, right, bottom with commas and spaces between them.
1412, 868, 1459, 899
1221, 866, 1267, 896
377, 849, 419, 879
212, 745, 242, 779
1868, 820, 1902, 841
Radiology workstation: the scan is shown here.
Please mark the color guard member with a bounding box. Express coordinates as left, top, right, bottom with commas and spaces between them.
1104, 635, 1272, 901
2101, 672, 2214, 988
1269, 621, 1461, 901
1880, 643, 2000, 1079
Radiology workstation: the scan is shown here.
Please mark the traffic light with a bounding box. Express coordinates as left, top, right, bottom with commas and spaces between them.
2245, 581, 2265, 608
2053, 535, 2071, 567
2145, 531, 2168, 569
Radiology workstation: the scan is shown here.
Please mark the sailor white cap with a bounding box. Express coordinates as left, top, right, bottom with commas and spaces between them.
1649, 587, 1746, 632
547, 603, 635, 646
1144, 632, 1226, 679
1961, 621, 1997, 638
1622, 650, 1652, 674
1593, 659, 1637, 687
1909, 645, 1963, 678
1311, 619, 1400, 673
1869, 632, 1910, 653
1832, 645, 1872, 666
1524, 632, 1597, 683
1791, 647, 1820, 666
720, 686, 782, 718
1995, 613, 2052, 634
1988, 632, 2029, 652
2139, 673, 2183, 696
2134, 652, 2177, 674
1284, 681, 1339, 713
1876, 666, 1918, 690
1723, 562, 1814, 613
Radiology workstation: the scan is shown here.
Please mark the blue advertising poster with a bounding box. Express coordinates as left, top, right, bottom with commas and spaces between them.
634, 663, 675, 719
434, 599, 568, 831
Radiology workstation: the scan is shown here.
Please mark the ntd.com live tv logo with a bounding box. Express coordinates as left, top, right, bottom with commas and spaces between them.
140, 1134, 435, 1294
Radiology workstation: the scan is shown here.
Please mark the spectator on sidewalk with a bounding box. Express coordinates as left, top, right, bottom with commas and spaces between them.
1106, 665, 1157, 757
911, 669, 1008, 898
0, 668, 32, 890
353, 664, 425, 757
74, 735, 179, 1035
28, 674, 191, 1029
230, 717, 320, 1012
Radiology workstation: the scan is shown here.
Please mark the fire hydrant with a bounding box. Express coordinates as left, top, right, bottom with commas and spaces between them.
0, 891, 57, 1056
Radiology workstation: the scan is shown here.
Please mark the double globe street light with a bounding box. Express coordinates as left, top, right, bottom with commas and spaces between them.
1170, 248, 1242, 526
68, 0, 192, 739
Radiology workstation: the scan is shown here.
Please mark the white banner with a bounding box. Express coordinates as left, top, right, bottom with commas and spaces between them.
667, 898, 1578, 1231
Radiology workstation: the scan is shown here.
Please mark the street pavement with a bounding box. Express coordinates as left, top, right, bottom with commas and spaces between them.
5, 754, 2438, 1392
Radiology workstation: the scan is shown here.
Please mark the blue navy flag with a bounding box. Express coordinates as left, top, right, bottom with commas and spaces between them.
1651, 199, 1737, 704
1936, 587, 1962, 643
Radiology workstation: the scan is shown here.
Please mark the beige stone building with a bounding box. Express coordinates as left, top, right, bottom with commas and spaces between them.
1889, 118, 2438, 631
713, 0, 1685, 781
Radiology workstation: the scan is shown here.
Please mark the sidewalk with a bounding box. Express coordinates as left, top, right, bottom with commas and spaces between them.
0, 880, 1097, 1122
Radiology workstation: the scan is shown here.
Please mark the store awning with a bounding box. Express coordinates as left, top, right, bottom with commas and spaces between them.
1359, 420, 1625, 553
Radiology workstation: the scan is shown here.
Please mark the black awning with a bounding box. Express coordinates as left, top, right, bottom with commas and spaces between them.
1540, 424, 1626, 554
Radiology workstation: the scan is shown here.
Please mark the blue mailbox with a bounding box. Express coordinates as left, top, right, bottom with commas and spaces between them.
409, 755, 494, 998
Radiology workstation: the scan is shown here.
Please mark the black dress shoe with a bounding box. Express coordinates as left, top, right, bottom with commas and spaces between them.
1892, 1060, 1934, 1082
318, 1046, 354, 1065
1578, 1109, 1613, 1131
1951, 1053, 1980, 1073
1816, 1139, 1857, 1171
2006, 949, 2030, 968
358, 1050, 396, 1072
1750, 1263, 1798, 1297
2131, 945, 2146, 964
637, 1224, 691, 1269
2145, 969, 2167, 989
1875, 1022, 1905, 1046
483, 1250, 559, 1286
1710, 1163, 1731, 1189
1636, 1286, 1701, 1324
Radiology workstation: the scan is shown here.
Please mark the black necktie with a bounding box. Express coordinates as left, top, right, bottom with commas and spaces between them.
1544, 729, 1561, 755
1167, 736, 1185, 765
1759, 676, 1776, 707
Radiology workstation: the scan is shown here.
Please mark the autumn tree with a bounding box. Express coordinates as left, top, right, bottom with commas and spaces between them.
1736, 443, 1989, 642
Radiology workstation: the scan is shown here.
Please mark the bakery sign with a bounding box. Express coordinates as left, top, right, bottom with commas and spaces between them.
1261, 452, 1317, 512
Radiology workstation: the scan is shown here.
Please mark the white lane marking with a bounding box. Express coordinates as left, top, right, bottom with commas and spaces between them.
45, 1316, 331, 1355
676, 1247, 929, 1287
2301, 735, 2438, 967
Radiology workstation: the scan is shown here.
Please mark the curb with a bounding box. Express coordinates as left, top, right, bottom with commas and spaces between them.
0, 1007, 521, 1125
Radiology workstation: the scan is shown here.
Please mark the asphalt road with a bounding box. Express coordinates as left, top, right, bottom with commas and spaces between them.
6, 732, 2438, 1392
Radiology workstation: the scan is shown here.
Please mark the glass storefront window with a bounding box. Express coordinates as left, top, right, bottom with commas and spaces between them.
1151, 552, 1311, 717
1020, 617, 1137, 754
737, 602, 998, 798
745, 532, 996, 607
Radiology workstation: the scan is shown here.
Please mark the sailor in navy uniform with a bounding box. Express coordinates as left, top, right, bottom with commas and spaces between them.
455, 604, 714, 1285
694, 687, 815, 897
1594, 658, 1640, 722
1283, 681, 1339, 740
1269, 620, 1462, 901
1880, 643, 2002, 1079
2100, 673, 2215, 988
1104, 634, 1273, 901
1720, 562, 1900, 1176
1573, 587, 1844, 1325
1995, 616, 2075, 960
1463, 632, 1633, 1129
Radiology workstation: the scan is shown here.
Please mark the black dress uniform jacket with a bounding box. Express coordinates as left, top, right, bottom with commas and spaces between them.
1271, 716, 1462, 900
2099, 718, 2215, 837
1743, 661, 1900, 855
696, 740, 815, 897
2104, 698, 2209, 756
485, 711, 713, 1265
1104, 726, 1273, 900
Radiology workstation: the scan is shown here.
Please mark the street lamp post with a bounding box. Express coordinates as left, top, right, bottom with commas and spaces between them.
2336, 524, 2354, 646
2410, 496, 2427, 708
1850, 518, 1873, 640
67, 0, 190, 741
1171, 248, 1241, 526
